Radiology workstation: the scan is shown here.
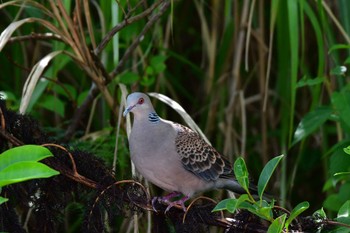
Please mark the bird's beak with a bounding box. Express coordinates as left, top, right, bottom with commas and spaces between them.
123, 105, 135, 117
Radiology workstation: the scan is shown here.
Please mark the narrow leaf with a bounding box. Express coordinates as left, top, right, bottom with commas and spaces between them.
0, 145, 53, 171
0, 196, 8, 205
285, 201, 309, 228
292, 106, 332, 146
258, 155, 284, 200
20, 50, 63, 114
0, 18, 35, 51
0, 161, 59, 187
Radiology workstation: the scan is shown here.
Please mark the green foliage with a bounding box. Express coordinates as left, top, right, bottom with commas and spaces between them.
0, 145, 59, 204
1, 0, 350, 231
214, 156, 314, 231
257, 155, 284, 201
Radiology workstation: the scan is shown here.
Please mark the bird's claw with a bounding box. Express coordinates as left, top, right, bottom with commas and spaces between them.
151, 194, 189, 213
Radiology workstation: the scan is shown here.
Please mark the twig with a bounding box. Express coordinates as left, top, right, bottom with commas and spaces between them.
109, 0, 171, 78
7, 33, 63, 44
64, 0, 171, 140
94, 0, 164, 55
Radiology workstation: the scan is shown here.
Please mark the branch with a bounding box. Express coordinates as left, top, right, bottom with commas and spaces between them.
94, 0, 164, 55
65, 0, 171, 140
109, 0, 171, 78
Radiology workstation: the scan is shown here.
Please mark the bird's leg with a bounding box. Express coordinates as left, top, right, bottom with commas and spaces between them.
164, 195, 189, 213
152, 192, 185, 212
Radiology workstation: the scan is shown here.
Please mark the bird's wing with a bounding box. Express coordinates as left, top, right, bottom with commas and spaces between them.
174, 124, 234, 182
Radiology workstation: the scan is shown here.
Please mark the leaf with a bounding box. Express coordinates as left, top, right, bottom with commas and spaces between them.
0, 18, 35, 51
338, 200, 350, 219
150, 55, 167, 73
0, 145, 53, 171
329, 44, 350, 53
258, 155, 284, 200
331, 91, 350, 129
119, 72, 139, 85
323, 194, 343, 212
233, 157, 250, 192
212, 194, 250, 213
292, 106, 332, 146
39, 95, 65, 117
296, 76, 325, 88
313, 207, 327, 219
0, 196, 9, 205
0, 161, 59, 187
285, 201, 309, 228
330, 66, 347, 75
344, 146, 350, 155
267, 214, 287, 233
20, 50, 64, 114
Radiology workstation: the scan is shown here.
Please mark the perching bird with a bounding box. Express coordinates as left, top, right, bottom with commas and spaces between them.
123, 92, 254, 212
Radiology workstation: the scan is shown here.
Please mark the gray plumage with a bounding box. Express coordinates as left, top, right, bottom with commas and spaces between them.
123, 92, 249, 211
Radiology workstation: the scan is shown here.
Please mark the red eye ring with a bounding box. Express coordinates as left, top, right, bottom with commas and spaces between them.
138, 97, 144, 104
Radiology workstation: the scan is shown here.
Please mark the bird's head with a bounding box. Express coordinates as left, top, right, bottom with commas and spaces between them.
123, 92, 154, 117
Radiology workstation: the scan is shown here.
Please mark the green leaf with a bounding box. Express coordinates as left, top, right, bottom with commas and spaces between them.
338, 200, 350, 219
329, 44, 350, 53
258, 155, 284, 200
0, 196, 9, 205
150, 55, 167, 73
331, 91, 350, 129
257, 205, 274, 221
39, 95, 65, 117
140, 75, 156, 87
313, 207, 327, 219
77, 90, 89, 107
233, 157, 250, 192
0, 145, 53, 171
52, 83, 77, 100
285, 201, 309, 229
330, 66, 347, 75
267, 214, 287, 233
323, 194, 343, 212
212, 194, 250, 213
292, 106, 332, 146
0, 161, 59, 187
344, 146, 350, 155
119, 72, 139, 85
296, 76, 325, 88
334, 172, 350, 176
345, 56, 350, 65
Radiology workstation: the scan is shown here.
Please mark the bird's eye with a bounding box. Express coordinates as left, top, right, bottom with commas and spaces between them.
138, 98, 144, 105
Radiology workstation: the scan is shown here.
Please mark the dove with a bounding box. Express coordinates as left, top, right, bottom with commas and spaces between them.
123, 92, 254, 212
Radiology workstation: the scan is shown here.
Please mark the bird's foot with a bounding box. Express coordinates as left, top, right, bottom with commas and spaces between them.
152, 192, 189, 212
164, 195, 189, 213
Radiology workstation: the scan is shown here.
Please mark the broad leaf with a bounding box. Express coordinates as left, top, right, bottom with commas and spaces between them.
0, 145, 53, 171
0, 161, 59, 187
233, 157, 250, 192
332, 91, 350, 129
267, 214, 287, 233
212, 194, 250, 213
